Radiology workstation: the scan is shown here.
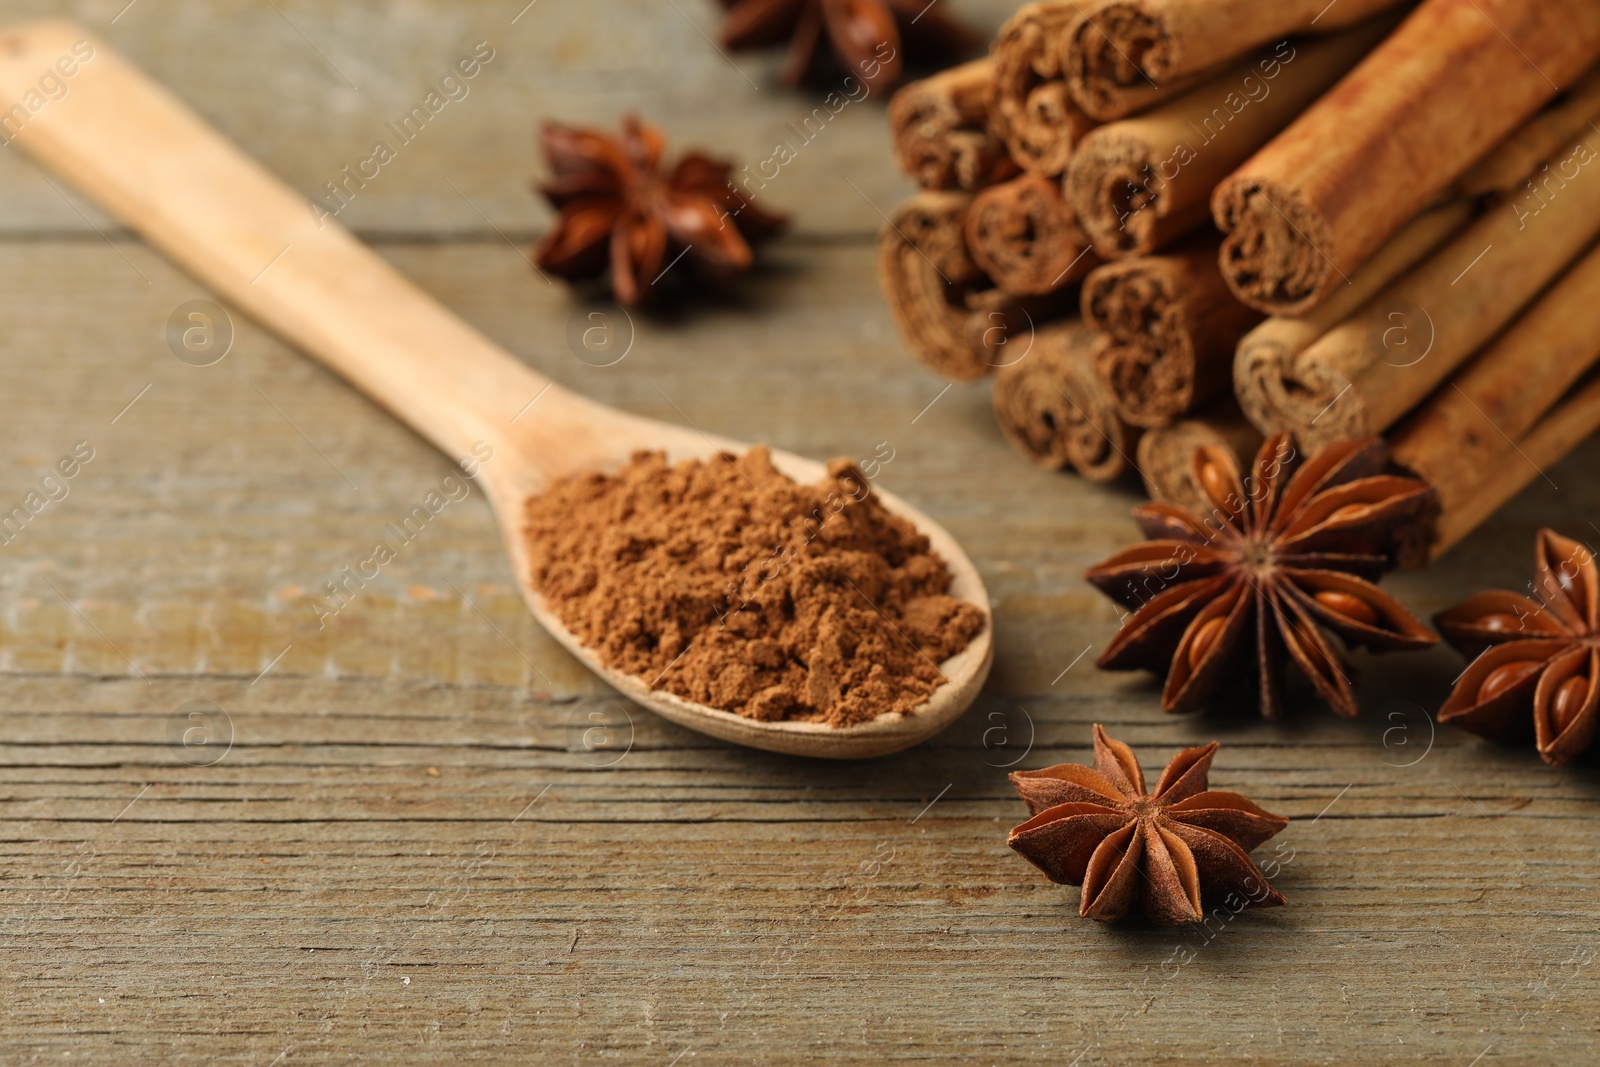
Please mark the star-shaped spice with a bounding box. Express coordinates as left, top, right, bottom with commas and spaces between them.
1435, 528, 1600, 766
717, 0, 981, 90
1086, 432, 1438, 718
533, 116, 787, 306
1008, 725, 1289, 924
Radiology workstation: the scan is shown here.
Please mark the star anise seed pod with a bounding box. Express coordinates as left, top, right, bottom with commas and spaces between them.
1086, 432, 1438, 718
1435, 528, 1600, 766
717, 0, 982, 91
533, 116, 787, 306
1008, 725, 1289, 924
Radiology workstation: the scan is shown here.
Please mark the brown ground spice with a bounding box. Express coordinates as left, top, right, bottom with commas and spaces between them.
523, 447, 986, 727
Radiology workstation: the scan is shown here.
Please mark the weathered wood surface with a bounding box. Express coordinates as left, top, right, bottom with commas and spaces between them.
2, 2, 1598, 1064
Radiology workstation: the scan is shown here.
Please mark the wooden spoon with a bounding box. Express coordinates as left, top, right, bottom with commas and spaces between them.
0, 21, 993, 759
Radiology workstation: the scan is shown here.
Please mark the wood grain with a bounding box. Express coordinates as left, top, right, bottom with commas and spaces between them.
1, 2, 1598, 1063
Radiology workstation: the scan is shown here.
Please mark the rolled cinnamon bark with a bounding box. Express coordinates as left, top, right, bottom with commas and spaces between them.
1259, 128, 1600, 452
1062, 0, 1407, 121
1213, 0, 1600, 316
1080, 236, 1262, 427
1136, 400, 1264, 511
1232, 201, 1473, 435
1063, 19, 1393, 259
889, 60, 1017, 191
879, 193, 1077, 382
965, 174, 1101, 296
1456, 66, 1600, 199
1391, 239, 1600, 538
992, 319, 1139, 481
966, 286, 1082, 367
990, 2, 1096, 177
878, 191, 989, 382
1425, 370, 1600, 561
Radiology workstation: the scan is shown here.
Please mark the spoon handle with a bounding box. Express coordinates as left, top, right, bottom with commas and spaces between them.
0, 20, 576, 470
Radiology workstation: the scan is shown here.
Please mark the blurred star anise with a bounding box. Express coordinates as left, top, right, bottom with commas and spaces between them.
1008, 725, 1289, 924
533, 116, 787, 306
717, 0, 982, 90
1435, 528, 1600, 766
1086, 432, 1438, 718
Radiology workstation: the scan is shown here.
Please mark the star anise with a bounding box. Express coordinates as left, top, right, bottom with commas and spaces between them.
1435, 528, 1600, 766
1008, 725, 1289, 924
533, 116, 787, 306
1086, 432, 1438, 718
717, 0, 982, 90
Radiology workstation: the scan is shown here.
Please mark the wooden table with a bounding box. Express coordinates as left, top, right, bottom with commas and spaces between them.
2, 2, 1596, 1062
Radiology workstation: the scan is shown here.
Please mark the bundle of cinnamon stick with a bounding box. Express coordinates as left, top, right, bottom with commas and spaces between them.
880, 1, 1410, 483
878, 0, 1600, 560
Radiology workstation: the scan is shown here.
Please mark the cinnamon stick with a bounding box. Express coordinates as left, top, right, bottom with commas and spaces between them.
992, 319, 1139, 481
965, 174, 1100, 296
1213, 0, 1600, 316
1062, 0, 1407, 121
1080, 236, 1262, 427
879, 193, 1076, 382
1136, 400, 1264, 512
1232, 201, 1472, 435
1259, 128, 1600, 452
1425, 370, 1600, 562
1456, 66, 1600, 199
1391, 239, 1600, 546
1063, 19, 1392, 259
889, 60, 1017, 191
968, 286, 1081, 366
878, 191, 991, 382
989, 2, 1096, 177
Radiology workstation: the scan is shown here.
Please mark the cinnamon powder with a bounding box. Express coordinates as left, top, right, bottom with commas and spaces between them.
523, 448, 986, 727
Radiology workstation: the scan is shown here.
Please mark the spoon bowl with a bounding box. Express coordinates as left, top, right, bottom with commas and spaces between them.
0, 20, 993, 758
497, 432, 993, 758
